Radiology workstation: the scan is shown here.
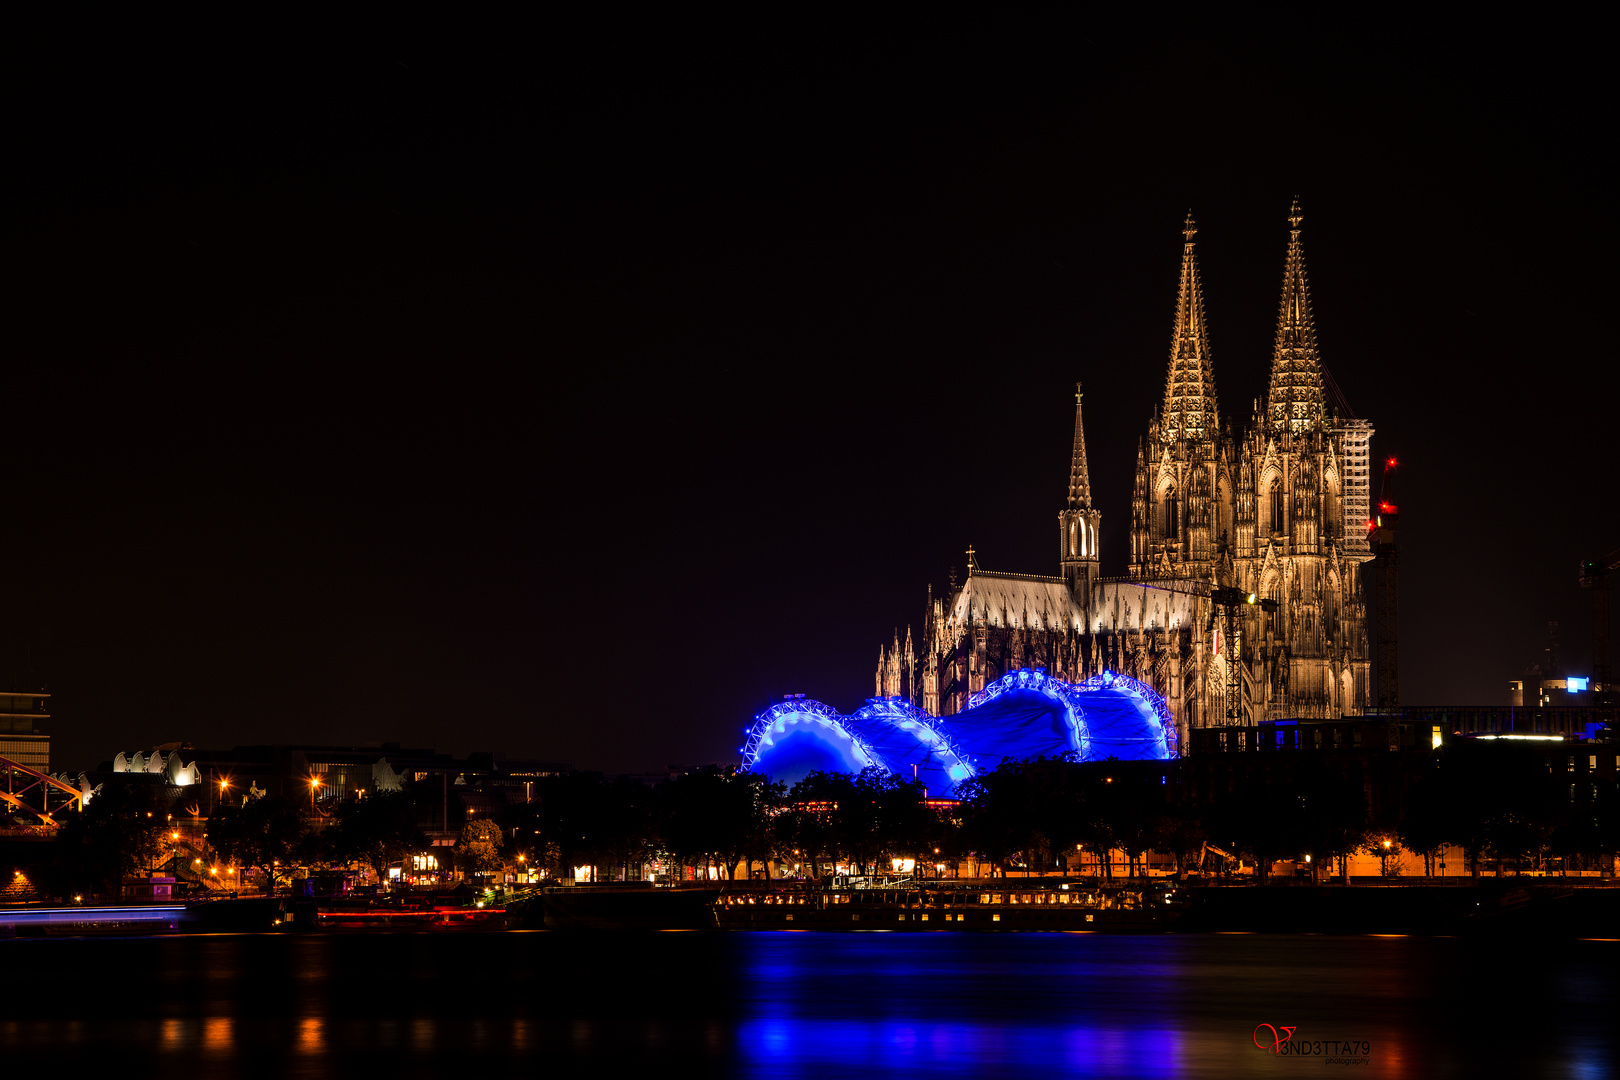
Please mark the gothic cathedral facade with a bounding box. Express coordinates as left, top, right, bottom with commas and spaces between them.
876, 203, 1374, 751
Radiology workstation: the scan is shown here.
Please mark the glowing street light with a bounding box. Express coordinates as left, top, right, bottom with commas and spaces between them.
309, 776, 322, 812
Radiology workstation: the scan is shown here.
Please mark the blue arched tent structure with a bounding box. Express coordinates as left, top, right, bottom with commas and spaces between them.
741, 696, 975, 794
740, 669, 1175, 795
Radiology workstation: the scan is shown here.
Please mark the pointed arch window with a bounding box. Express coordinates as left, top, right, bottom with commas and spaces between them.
1164, 486, 1178, 544
1269, 478, 1284, 535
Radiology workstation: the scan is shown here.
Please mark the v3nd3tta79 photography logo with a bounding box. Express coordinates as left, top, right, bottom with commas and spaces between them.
1254, 1024, 1372, 1066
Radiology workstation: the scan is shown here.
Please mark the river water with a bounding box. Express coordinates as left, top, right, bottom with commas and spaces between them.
1, 930, 1613, 1077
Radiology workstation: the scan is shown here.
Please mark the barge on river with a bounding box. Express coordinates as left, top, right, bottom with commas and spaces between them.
713, 877, 1186, 931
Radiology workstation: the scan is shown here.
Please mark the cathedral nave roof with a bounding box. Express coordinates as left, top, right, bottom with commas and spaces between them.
951, 572, 1082, 631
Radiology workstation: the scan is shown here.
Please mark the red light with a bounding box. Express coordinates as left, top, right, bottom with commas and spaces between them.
1386, 457, 1397, 468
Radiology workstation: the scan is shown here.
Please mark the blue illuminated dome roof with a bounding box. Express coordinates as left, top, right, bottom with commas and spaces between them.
740, 669, 1175, 794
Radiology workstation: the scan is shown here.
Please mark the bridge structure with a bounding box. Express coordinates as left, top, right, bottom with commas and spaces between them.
1, 754, 83, 830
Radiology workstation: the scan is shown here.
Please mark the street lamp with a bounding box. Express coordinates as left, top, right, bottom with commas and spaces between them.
309, 776, 322, 812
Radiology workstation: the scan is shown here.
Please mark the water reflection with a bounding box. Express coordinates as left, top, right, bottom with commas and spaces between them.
297, 1016, 324, 1055
203, 1016, 233, 1054
159, 1017, 192, 1052
737, 1019, 1190, 1077
0, 931, 1610, 1077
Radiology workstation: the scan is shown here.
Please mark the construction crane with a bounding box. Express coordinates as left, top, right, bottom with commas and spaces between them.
1369, 457, 1400, 710
1122, 580, 1277, 724
1579, 547, 1619, 706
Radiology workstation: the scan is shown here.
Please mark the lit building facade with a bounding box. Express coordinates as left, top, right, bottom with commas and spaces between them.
879, 203, 1374, 751
0, 691, 51, 771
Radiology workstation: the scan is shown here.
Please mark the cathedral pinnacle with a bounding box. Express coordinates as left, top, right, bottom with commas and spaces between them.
1267, 200, 1327, 435
1162, 212, 1218, 443
1068, 381, 1092, 509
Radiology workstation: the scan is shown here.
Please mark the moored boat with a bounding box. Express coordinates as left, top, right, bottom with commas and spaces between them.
713, 878, 1186, 931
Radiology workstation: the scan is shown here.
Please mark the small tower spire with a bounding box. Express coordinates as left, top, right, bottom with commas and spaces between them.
1162, 211, 1219, 443
1060, 383, 1103, 602
1067, 382, 1092, 509
1267, 198, 1327, 434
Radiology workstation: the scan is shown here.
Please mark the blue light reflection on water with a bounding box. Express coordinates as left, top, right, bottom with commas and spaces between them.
735, 932, 1193, 1078
726, 930, 1617, 1080
737, 1018, 1184, 1078
0, 928, 1614, 1077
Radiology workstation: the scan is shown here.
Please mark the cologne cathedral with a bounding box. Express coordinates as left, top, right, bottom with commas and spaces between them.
876, 202, 1374, 751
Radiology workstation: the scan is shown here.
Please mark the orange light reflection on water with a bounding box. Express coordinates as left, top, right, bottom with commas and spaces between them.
297, 1017, 324, 1054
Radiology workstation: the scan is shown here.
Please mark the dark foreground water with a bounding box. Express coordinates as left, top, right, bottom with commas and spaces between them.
1, 931, 1614, 1078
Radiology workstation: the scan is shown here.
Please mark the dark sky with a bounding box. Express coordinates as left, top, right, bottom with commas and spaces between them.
9, 22, 1616, 774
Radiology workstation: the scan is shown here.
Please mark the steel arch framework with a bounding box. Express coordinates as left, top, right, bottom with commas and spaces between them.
1, 754, 83, 828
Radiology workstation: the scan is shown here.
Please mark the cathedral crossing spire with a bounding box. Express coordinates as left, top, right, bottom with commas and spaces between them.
1060, 382, 1102, 598
1267, 199, 1327, 434
1162, 211, 1219, 443
1068, 382, 1092, 509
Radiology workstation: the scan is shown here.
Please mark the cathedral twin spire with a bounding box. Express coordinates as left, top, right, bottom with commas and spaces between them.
1155, 202, 1328, 443
1266, 199, 1327, 435
1161, 212, 1220, 444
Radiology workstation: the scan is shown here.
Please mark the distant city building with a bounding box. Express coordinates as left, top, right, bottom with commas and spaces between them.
0, 691, 50, 771
71, 742, 569, 841
1507, 619, 1604, 708
1509, 677, 1599, 708
879, 203, 1374, 751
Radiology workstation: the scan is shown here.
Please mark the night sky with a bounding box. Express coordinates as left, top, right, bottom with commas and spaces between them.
10, 23, 1615, 775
